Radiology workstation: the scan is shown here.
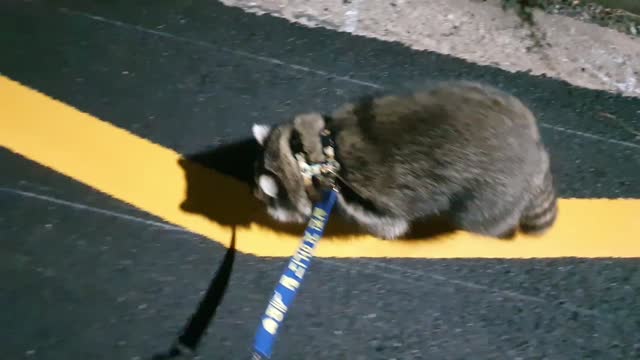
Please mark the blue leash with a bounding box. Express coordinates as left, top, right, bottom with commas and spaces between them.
251, 188, 339, 359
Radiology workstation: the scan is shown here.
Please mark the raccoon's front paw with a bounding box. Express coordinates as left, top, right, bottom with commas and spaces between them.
366, 219, 409, 240
267, 207, 307, 224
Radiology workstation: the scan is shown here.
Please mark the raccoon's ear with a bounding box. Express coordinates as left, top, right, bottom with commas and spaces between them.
258, 174, 278, 198
252, 124, 271, 146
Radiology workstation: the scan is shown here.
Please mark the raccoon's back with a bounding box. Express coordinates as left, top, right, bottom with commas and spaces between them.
331, 82, 547, 210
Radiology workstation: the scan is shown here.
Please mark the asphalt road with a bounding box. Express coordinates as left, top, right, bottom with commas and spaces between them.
1, 1, 639, 359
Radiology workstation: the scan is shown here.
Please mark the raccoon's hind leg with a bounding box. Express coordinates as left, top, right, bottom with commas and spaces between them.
519, 170, 558, 235
450, 190, 526, 239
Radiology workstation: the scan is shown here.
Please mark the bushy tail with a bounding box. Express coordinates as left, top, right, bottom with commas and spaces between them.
520, 169, 558, 235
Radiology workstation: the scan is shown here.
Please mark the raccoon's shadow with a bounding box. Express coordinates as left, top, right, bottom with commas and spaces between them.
178, 138, 455, 241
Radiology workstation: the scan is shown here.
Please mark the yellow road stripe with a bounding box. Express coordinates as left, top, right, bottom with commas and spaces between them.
1, 75, 639, 258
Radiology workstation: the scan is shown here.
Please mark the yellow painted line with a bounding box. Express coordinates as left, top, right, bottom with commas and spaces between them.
1, 75, 639, 258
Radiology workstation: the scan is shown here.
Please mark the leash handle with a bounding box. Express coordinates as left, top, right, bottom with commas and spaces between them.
252, 188, 339, 359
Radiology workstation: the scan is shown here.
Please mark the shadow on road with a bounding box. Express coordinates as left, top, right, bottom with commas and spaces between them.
151, 228, 237, 360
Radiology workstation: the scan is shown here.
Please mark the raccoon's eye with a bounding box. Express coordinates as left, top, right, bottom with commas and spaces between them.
258, 174, 279, 198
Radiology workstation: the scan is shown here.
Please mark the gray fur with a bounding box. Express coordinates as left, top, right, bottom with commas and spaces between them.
252, 81, 558, 239
293, 113, 326, 163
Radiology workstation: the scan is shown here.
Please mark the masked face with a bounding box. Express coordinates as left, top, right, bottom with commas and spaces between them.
252, 124, 310, 224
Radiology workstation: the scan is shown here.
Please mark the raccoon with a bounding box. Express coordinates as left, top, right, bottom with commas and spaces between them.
252, 81, 558, 240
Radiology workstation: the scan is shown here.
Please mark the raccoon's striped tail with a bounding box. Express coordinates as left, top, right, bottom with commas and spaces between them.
519, 169, 558, 235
